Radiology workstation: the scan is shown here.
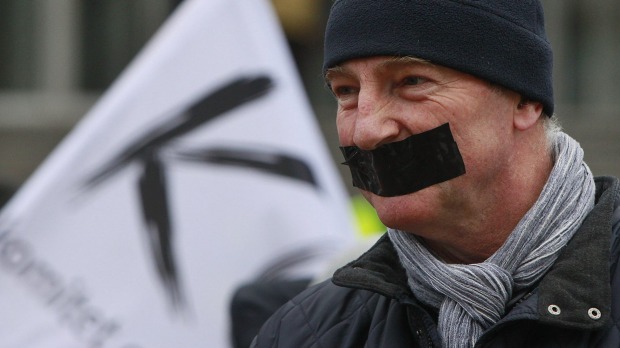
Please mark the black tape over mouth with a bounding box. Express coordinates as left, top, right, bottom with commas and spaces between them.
339, 123, 466, 197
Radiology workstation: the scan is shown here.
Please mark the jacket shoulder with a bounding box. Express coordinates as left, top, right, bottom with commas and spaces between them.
252, 278, 419, 347
252, 280, 380, 347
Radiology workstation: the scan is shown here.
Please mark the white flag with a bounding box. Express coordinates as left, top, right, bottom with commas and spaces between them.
0, 0, 355, 347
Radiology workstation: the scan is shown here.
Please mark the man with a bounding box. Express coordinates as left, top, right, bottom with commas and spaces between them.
253, 0, 620, 347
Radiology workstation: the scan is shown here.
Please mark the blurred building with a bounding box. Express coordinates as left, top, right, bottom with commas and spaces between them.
0, 1, 171, 190
0, 0, 619, 192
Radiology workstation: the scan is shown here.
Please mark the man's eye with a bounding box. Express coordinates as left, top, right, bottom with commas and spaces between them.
332, 86, 357, 98
401, 76, 427, 86
333, 86, 357, 96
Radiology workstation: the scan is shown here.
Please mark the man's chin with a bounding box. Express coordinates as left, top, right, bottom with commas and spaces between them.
360, 187, 441, 229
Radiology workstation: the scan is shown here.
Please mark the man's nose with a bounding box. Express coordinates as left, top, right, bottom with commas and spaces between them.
352, 90, 400, 150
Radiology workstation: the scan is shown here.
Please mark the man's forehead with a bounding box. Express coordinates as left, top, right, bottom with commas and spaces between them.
325, 56, 433, 81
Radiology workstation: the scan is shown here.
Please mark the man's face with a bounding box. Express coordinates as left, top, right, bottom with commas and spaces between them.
326, 56, 521, 235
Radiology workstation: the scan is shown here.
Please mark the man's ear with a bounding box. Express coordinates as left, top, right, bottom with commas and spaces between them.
514, 98, 544, 131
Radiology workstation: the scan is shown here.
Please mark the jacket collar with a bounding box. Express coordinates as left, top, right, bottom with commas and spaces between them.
529, 176, 619, 330
332, 233, 411, 300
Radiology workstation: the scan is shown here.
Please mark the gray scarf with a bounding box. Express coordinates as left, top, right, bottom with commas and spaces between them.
388, 132, 595, 348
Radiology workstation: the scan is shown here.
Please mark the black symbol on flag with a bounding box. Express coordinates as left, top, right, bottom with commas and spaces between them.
83, 75, 319, 313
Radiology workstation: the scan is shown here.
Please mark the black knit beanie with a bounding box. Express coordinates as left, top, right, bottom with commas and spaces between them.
323, 0, 554, 116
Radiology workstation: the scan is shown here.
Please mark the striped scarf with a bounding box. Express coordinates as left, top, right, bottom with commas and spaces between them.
388, 132, 595, 348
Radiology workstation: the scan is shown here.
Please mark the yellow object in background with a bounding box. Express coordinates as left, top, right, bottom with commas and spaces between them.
351, 195, 386, 237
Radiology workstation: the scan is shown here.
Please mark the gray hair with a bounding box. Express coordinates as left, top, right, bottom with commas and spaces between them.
543, 114, 562, 153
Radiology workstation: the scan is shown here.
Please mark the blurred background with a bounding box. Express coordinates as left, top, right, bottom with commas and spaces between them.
0, 0, 618, 199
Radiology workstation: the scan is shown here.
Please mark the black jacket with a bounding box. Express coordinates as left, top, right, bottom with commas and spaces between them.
253, 177, 620, 347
